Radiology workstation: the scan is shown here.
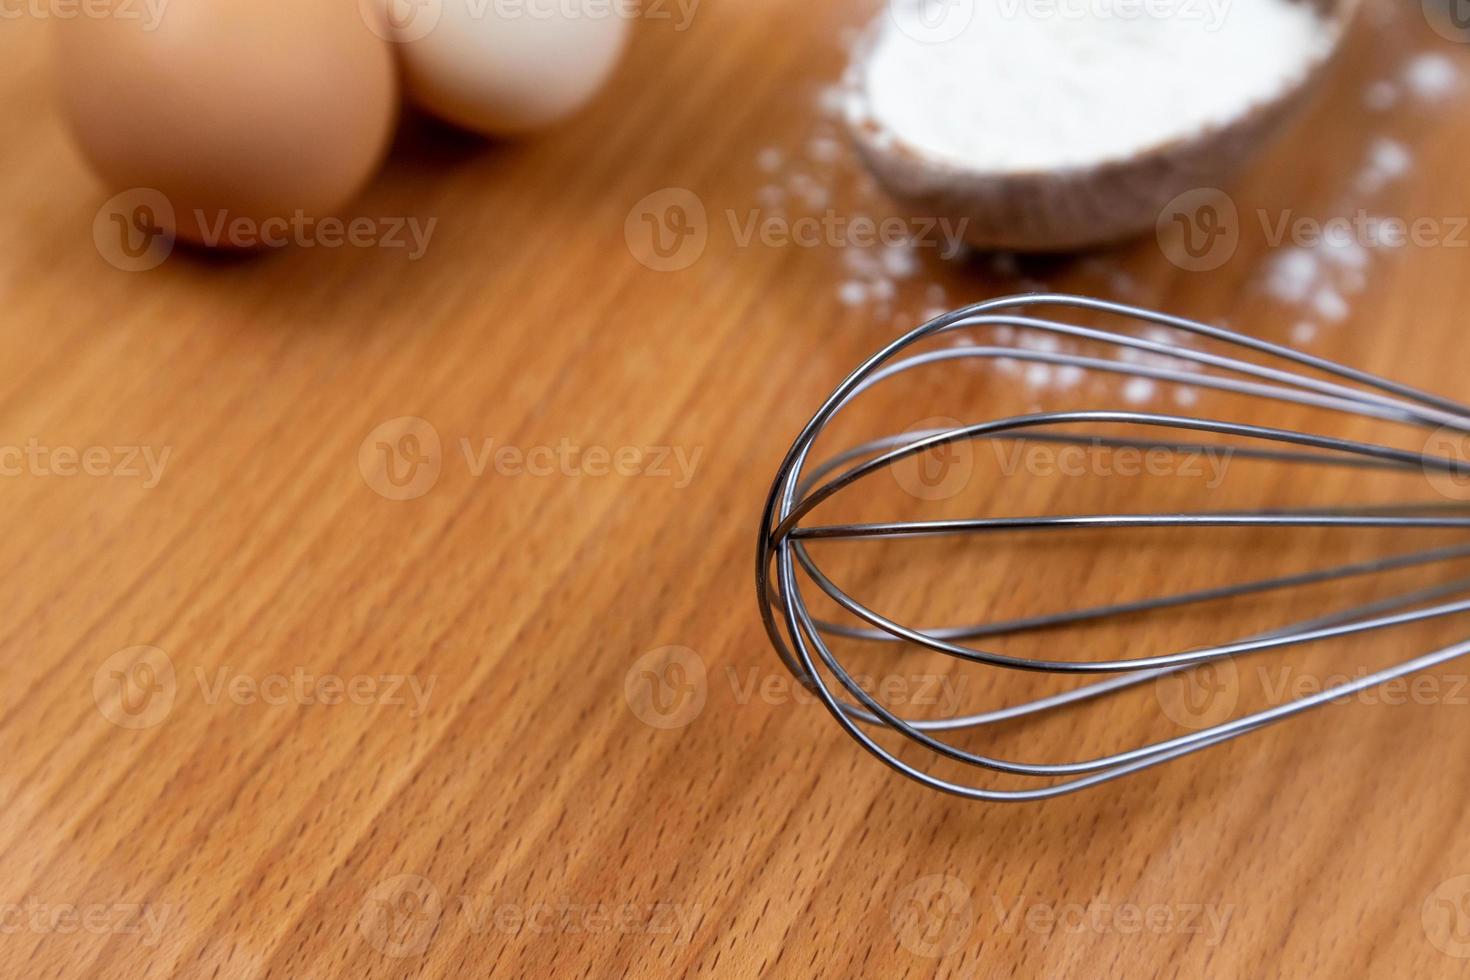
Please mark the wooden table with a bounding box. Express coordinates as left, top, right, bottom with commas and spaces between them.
5, 1, 1470, 976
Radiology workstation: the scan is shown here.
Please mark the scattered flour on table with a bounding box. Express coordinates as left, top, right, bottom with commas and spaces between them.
1363, 80, 1398, 112
1122, 377, 1158, 405
1361, 52, 1461, 113
752, 84, 960, 318
1290, 321, 1318, 345
1355, 137, 1413, 194
1252, 42, 1462, 333
1403, 52, 1461, 101
755, 147, 783, 173
1262, 234, 1370, 327
749, 6, 1460, 406
746, 76, 1192, 403
807, 135, 843, 164
749, 79, 1161, 325
836, 281, 868, 307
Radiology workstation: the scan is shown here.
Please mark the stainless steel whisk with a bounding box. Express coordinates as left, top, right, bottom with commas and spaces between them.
758, 293, 1470, 802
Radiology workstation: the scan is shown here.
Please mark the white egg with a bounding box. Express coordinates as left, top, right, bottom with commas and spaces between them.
373, 0, 631, 135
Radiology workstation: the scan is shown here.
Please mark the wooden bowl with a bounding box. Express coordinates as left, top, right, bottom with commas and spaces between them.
844, 0, 1361, 252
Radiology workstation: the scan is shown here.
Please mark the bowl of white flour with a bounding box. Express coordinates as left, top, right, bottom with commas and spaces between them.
844, 0, 1357, 251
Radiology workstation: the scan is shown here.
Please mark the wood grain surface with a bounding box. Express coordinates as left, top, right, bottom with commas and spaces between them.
5, 1, 1470, 977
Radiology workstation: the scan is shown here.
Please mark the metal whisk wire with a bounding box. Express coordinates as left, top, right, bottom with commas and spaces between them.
757, 293, 1470, 802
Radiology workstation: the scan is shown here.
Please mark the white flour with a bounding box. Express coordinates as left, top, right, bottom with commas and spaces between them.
1253, 44, 1466, 335
859, 0, 1333, 172
1403, 52, 1460, 101
751, 2, 1456, 408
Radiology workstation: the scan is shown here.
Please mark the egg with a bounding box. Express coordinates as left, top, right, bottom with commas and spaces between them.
54, 0, 397, 247
375, 0, 629, 135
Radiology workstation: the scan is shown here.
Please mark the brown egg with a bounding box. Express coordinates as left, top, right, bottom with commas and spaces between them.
54, 0, 397, 247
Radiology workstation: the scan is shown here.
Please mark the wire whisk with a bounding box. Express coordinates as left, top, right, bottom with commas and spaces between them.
758, 294, 1470, 801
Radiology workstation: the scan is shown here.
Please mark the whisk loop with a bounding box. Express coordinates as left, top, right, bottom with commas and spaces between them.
757, 294, 1470, 801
